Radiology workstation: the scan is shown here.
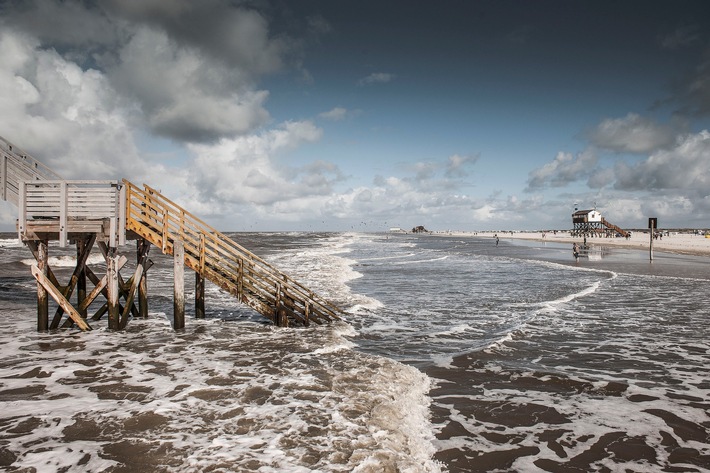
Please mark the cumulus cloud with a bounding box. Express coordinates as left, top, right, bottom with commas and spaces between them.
358, 72, 396, 86
613, 130, 710, 191
0, 0, 289, 143
0, 29, 160, 181
526, 150, 598, 190
586, 113, 684, 154
189, 120, 341, 209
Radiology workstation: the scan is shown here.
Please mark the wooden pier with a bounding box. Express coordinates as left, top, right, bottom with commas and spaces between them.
1, 136, 342, 331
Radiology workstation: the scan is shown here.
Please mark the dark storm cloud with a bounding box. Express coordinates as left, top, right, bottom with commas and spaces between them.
0, 0, 293, 143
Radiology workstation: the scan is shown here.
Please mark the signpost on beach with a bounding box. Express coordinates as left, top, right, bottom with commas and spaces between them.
648, 218, 657, 261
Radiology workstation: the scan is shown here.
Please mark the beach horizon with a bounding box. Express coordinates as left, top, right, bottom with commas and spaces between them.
435, 229, 710, 257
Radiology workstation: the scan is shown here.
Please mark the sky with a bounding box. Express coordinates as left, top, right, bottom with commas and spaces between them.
1, 0, 710, 232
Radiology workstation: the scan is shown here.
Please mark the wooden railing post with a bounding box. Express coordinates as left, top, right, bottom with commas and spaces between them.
59, 181, 67, 247
118, 182, 126, 246
17, 181, 25, 240
1, 154, 6, 201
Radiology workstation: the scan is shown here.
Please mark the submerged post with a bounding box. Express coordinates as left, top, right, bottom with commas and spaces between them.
137, 239, 149, 318
107, 254, 120, 330
173, 240, 185, 329
37, 239, 48, 331
648, 217, 657, 261
195, 272, 205, 319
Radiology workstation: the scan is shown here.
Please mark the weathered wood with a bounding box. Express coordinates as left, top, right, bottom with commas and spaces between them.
173, 240, 185, 329
138, 238, 149, 318
123, 179, 343, 325
31, 264, 91, 331
195, 272, 205, 319
107, 255, 120, 330
50, 234, 96, 329
120, 263, 144, 329
36, 240, 48, 331
77, 237, 87, 319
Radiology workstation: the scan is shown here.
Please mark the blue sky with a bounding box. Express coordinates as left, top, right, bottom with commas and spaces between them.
1, 0, 710, 232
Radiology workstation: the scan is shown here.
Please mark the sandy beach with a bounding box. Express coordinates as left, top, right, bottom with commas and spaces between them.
440, 230, 710, 257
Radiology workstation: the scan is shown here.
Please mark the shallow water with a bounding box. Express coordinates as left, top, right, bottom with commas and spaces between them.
0, 232, 708, 472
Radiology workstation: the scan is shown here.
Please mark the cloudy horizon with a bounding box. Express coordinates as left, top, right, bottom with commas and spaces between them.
1, 0, 710, 232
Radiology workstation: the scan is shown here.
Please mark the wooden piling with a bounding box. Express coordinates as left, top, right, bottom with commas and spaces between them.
173, 240, 185, 329
37, 239, 48, 331
137, 238, 149, 318
77, 237, 87, 319
195, 272, 205, 319
107, 254, 120, 330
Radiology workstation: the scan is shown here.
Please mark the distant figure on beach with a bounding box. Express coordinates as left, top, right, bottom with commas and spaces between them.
495, 234, 499, 246
573, 242, 579, 259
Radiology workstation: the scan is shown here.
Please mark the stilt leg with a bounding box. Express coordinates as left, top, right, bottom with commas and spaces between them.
37, 239, 48, 331
195, 272, 205, 319
107, 254, 120, 330
173, 240, 185, 329
137, 239, 149, 318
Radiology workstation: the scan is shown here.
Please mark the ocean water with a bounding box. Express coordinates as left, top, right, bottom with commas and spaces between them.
0, 232, 708, 472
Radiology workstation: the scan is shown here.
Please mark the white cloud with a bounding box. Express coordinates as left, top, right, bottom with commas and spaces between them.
189, 120, 335, 209
1, 1, 288, 143
613, 130, 710, 191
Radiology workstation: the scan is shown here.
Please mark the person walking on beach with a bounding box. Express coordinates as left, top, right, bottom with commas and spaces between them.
495, 234, 499, 246
573, 242, 579, 259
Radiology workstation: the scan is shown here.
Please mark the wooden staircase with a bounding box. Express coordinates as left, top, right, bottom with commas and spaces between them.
601, 218, 629, 238
2, 134, 342, 329
123, 180, 341, 326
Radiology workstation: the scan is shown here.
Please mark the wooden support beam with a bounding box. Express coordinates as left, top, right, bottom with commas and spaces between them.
36, 240, 48, 331
50, 234, 96, 329
195, 272, 205, 319
137, 238, 150, 318
107, 255, 120, 330
173, 240, 185, 329
120, 263, 144, 329
98, 241, 140, 319
26, 240, 61, 289
31, 264, 91, 331
77, 237, 87, 319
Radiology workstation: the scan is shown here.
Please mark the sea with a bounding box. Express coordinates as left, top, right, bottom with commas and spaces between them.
0, 231, 708, 473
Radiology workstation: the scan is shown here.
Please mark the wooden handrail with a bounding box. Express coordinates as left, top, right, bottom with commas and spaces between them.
123, 179, 342, 325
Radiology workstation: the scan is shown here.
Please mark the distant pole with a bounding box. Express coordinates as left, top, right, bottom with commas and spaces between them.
648, 217, 657, 261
